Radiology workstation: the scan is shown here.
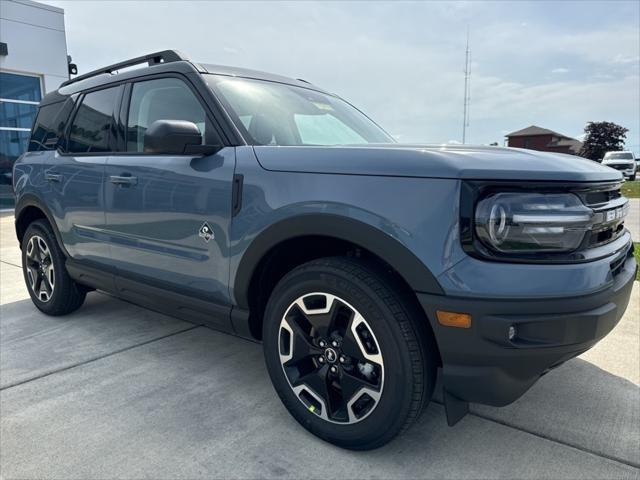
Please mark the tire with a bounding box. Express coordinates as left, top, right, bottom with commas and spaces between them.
21, 219, 86, 315
630, 174, 636, 181
263, 256, 437, 450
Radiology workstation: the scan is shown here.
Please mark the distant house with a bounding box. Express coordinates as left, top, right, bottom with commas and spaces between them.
505, 125, 583, 155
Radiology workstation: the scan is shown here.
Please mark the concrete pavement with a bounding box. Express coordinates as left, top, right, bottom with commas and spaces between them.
1, 213, 639, 479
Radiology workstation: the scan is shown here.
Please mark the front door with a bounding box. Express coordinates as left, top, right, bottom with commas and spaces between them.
104, 76, 234, 311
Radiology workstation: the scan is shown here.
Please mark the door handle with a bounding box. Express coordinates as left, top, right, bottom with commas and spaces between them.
109, 175, 138, 186
45, 172, 62, 183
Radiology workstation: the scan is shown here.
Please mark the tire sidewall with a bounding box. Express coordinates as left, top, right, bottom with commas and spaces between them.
263, 263, 421, 448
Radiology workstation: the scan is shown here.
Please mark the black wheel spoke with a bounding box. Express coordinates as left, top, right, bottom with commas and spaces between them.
26, 265, 38, 285
34, 274, 43, 295
42, 275, 53, 296
297, 365, 346, 419
26, 257, 39, 269
340, 369, 375, 402
341, 327, 368, 364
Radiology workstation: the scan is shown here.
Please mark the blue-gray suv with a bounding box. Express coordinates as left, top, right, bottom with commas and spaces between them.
14, 51, 636, 450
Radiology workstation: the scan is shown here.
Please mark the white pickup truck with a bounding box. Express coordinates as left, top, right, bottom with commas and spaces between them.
602, 151, 636, 181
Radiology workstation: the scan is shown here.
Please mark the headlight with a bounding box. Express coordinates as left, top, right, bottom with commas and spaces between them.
475, 193, 594, 253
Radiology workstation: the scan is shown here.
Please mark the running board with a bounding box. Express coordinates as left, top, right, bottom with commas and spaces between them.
443, 390, 469, 426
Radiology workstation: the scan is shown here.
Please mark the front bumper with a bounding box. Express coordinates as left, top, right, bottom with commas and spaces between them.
417, 248, 637, 407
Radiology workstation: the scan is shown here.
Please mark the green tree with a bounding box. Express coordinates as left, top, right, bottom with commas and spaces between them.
579, 121, 628, 161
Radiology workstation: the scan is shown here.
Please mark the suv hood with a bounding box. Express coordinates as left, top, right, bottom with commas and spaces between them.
253, 144, 622, 182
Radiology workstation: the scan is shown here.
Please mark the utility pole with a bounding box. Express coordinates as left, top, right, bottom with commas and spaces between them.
462, 28, 471, 144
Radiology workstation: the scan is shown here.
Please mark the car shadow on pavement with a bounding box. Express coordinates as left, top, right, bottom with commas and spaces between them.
468, 358, 640, 467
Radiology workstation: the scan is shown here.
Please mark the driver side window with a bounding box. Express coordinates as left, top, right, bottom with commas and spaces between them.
126, 77, 207, 152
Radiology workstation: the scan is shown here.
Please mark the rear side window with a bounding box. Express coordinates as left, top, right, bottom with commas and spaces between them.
28, 99, 75, 152
126, 77, 206, 152
68, 87, 119, 153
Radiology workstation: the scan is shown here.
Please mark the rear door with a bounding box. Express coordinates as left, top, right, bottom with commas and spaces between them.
46, 85, 122, 268
104, 75, 235, 320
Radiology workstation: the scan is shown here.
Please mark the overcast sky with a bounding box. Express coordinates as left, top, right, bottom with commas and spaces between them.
45, 0, 640, 153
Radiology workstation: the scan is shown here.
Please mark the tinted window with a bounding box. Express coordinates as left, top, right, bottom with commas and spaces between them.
0, 72, 42, 102
127, 78, 206, 152
68, 87, 119, 153
28, 99, 75, 152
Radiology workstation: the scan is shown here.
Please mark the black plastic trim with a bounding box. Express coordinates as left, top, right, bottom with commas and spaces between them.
233, 213, 444, 309
14, 194, 68, 256
66, 258, 234, 333
231, 174, 244, 217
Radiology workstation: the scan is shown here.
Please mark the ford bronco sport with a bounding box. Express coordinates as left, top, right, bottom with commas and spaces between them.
15, 51, 636, 450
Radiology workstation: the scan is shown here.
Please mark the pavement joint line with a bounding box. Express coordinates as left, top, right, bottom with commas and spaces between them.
432, 399, 640, 470
0, 260, 21, 269
0, 325, 200, 392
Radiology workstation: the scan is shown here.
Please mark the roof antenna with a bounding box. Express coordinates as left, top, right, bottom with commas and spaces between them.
462, 27, 471, 144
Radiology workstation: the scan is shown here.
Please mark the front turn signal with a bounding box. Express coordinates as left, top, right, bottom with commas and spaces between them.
436, 310, 472, 329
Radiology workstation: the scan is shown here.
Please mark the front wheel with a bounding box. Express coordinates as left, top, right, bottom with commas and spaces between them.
263, 257, 437, 450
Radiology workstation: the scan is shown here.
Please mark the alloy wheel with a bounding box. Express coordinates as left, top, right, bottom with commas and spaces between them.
279, 292, 384, 424
25, 235, 55, 303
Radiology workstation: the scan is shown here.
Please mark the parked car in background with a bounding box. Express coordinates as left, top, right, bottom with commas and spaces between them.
12, 50, 637, 450
602, 151, 636, 181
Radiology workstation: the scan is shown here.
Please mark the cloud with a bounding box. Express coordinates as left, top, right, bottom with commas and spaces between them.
42, 0, 639, 151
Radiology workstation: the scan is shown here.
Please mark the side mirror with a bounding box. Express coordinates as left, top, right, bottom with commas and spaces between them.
143, 120, 220, 155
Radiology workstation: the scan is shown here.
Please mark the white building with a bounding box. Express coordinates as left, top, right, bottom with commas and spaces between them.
0, 0, 69, 207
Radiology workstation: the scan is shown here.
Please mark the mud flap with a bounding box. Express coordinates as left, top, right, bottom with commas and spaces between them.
444, 390, 469, 426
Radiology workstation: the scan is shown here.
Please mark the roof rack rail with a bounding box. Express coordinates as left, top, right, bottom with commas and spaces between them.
61, 50, 190, 87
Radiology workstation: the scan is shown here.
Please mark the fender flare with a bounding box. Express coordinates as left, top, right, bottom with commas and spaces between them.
233, 213, 444, 309
14, 194, 69, 256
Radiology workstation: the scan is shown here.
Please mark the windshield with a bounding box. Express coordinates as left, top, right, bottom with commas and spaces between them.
205, 75, 393, 146
604, 152, 633, 160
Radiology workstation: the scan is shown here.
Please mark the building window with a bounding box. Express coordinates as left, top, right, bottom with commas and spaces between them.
0, 71, 42, 208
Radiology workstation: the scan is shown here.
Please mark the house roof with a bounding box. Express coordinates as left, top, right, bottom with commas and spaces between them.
505, 125, 569, 137
548, 137, 583, 153
549, 138, 581, 147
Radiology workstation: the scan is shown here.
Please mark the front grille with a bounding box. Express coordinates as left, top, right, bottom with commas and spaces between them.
576, 183, 628, 249
607, 164, 632, 171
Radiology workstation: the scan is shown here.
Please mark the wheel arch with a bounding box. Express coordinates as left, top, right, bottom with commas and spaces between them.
14, 195, 67, 255
233, 214, 444, 342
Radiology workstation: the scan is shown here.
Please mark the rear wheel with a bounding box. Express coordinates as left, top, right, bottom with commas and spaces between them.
21, 220, 86, 315
263, 257, 436, 450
